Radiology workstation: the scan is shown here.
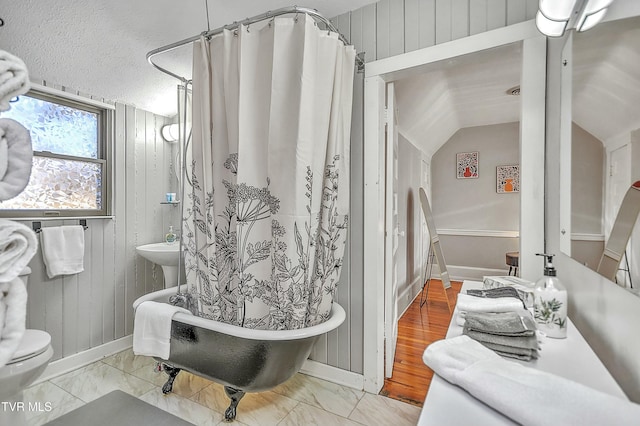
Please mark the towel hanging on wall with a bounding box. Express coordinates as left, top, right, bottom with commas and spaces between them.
40, 225, 85, 278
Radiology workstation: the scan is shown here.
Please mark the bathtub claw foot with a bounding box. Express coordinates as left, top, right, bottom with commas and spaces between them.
224, 386, 245, 421
161, 364, 181, 394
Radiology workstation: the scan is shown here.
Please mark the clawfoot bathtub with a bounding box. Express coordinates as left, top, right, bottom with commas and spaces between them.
133, 288, 346, 421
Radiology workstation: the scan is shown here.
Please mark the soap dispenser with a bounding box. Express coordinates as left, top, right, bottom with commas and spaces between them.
165, 225, 177, 245
533, 253, 567, 339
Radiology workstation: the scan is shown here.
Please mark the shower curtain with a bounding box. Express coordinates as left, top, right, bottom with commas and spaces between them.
183, 14, 355, 330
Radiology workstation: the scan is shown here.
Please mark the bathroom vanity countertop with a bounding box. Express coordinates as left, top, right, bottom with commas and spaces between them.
418, 280, 627, 426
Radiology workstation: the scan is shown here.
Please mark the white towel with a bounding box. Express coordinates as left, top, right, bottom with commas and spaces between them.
457, 293, 525, 313
0, 118, 33, 201
455, 294, 527, 326
0, 50, 30, 112
40, 225, 85, 278
0, 278, 27, 367
0, 219, 38, 282
133, 301, 192, 360
423, 336, 640, 426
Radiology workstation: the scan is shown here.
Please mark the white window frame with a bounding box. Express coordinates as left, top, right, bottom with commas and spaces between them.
0, 84, 114, 218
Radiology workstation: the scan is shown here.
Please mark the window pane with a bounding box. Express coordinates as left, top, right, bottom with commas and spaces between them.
3, 95, 98, 158
0, 156, 102, 210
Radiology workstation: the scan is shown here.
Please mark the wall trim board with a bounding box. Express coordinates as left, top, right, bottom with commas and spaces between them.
31, 82, 116, 110
365, 20, 538, 80
35, 335, 133, 385
572, 233, 605, 242
301, 359, 365, 390
398, 276, 424, 317
432, 265, 510, 282
437, 228, 520, 238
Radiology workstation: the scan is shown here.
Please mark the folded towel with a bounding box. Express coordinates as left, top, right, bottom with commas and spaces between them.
0, 278, 27, 367
463, 311, 537, 337
0, 118, 33, 201
463, 329, 539, 361
0, 50, 30, 112
423, 336, 640, 426
40, 225, 85, 278
456, 293, 524, 314
466, 287, 526, 308
133, 301, 192, 360
464, 328, 539, 350
0, 219, 38, 282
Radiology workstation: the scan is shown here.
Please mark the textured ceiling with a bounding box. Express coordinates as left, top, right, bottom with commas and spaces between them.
0, 0, 376, 116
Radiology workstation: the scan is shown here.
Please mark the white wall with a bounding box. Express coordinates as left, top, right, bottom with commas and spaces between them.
18, 80, 177, 362
431, 123, 520, 277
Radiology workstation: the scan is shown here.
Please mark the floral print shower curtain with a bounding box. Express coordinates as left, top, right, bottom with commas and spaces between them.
183, 15, 355, 330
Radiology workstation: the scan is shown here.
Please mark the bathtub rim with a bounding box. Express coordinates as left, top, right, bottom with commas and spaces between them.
133, 287, 346, 341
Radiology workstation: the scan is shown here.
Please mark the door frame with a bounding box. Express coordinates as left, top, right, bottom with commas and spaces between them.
362, 20, 547, 394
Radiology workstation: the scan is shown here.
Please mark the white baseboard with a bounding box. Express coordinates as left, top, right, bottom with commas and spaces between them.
398, 276, 424, 317
433, 265, 509, 282
35, 335, 133, 384
301, 359, 365, 391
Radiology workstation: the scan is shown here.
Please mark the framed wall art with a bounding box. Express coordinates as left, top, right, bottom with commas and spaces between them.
456, 151, 479, 179
496, 165, 520, 193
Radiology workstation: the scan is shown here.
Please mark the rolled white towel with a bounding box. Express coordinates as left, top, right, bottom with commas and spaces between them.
0, 278, 27, 367
0, 118, 33, 201
0, 49, 30, 112
423, 336, 640, 426
0, 219, 38, 282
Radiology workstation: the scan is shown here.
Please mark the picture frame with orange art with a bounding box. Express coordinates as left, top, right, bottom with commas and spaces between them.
497, 165, 520, 193
456, 151, 479, 179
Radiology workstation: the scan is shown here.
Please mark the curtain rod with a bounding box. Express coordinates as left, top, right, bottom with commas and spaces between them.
146, 5, 364, 83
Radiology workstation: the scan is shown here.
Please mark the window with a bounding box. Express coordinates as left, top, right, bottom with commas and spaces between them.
0, 88, 112, 217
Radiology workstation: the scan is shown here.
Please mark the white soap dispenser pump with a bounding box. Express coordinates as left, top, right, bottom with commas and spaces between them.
533, 253, 567, 339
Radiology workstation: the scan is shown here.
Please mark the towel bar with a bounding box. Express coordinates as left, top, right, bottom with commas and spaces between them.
32, 220, 89, 233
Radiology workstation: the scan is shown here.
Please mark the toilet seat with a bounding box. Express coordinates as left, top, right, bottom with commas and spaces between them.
8, 329, 51, 364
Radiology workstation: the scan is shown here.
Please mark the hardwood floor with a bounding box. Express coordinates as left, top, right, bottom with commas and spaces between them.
379, 279, 463, 406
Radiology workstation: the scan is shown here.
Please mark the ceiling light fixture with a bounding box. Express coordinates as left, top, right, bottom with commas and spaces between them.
536, 0, 615, 37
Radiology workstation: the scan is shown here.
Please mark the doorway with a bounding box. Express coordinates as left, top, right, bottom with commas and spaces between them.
362, 24, 547, 394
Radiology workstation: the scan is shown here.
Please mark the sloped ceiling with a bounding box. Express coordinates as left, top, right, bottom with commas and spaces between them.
394, 43, 523, 157
573, 15, 640, 144
0, 0, 376, 116
395, 15, 640, 158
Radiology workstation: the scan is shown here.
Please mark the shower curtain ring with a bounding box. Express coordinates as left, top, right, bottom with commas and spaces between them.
294, 12, 299, 23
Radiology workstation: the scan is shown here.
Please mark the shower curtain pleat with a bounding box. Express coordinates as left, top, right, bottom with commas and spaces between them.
184, 14, 355, 330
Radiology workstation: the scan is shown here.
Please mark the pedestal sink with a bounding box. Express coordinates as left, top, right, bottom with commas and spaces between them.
136, 243, 180, 287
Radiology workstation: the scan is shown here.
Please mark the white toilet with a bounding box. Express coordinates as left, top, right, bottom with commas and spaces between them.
0, 267, 54, 425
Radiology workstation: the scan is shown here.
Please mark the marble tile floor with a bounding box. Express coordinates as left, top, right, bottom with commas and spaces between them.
21, 348, 421, 426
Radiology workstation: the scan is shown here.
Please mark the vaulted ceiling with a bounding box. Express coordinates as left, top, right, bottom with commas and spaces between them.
572, 15, 640, 145
394, 42, 523, 157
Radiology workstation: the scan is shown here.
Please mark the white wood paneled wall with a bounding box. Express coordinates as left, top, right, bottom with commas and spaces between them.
21, 80, 177, 362
317, 0, 537, 375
